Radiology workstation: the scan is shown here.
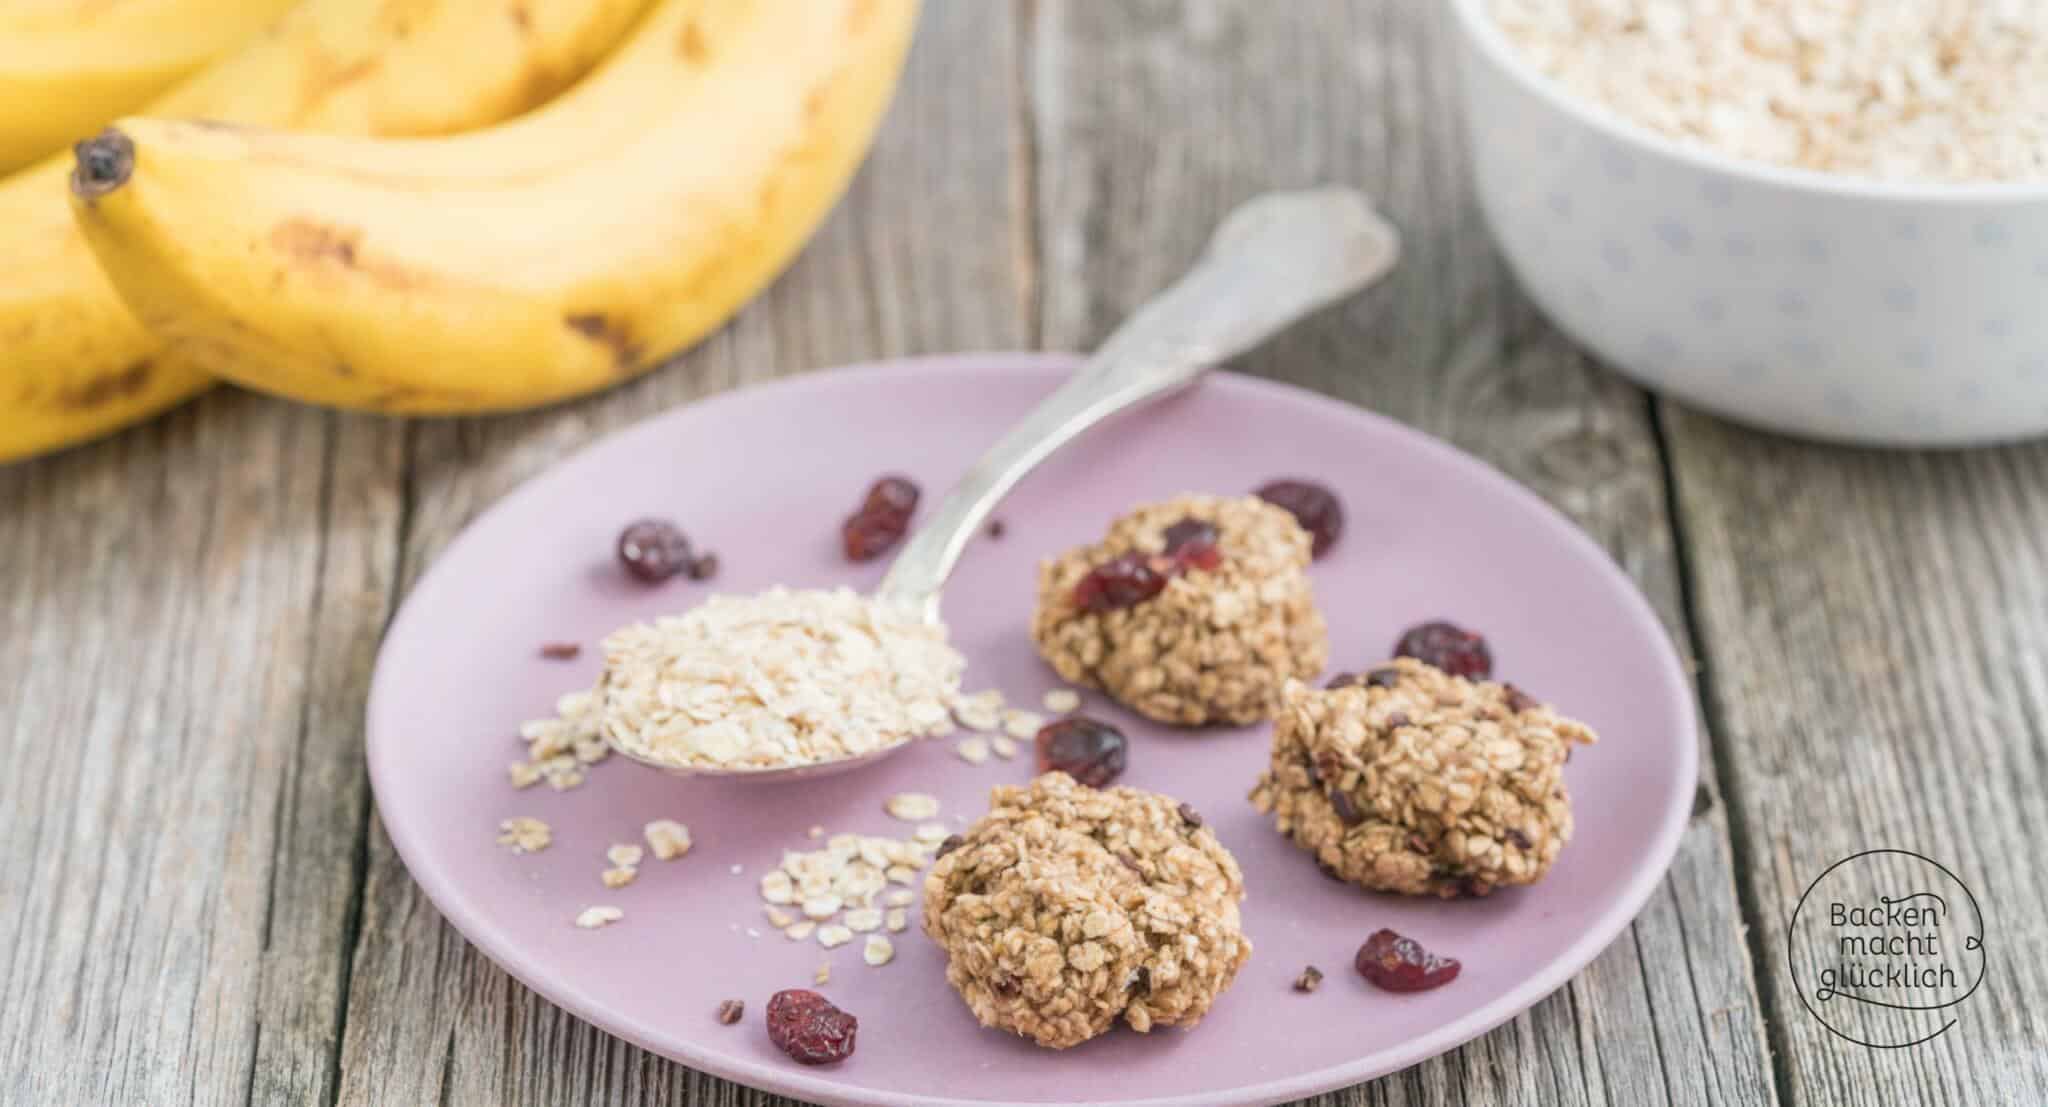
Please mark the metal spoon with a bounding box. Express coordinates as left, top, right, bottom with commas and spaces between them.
612, 187, 1400, 779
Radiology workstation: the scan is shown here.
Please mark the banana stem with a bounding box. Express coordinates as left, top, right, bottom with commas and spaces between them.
72, 129, 136, 201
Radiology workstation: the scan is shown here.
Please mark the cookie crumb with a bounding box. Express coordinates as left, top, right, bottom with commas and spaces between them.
574, 905, 623, 929
955, 737, 991, 764
1043, 688, 1081, 714
496, 816, 551, 854
716, 999, 745, 1024
685, 552, 719, 581
884, 792, 941, 821
539, 642, 581, 660
1293, 965, 1324, 993
643, 819, 692, 860
863, 935, 895, 967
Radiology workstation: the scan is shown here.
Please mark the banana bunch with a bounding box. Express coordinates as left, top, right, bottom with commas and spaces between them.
0, 0, 654, 462
10, 0, 917, 459
70, 0, 917, 416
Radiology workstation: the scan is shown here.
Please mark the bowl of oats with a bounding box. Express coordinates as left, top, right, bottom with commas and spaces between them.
1450, 0, 2048, 445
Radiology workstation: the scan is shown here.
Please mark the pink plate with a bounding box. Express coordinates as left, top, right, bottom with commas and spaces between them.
367, 354, 1697, 1107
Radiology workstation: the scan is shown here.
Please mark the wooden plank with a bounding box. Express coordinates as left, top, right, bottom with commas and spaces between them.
1664, 408, 2048, 1105
0, 393, 403, 1106
329, 3, 1027, 1102
1029, 2, 1775, 1104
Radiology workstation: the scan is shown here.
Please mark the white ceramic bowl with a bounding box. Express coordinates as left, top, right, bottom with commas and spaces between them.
1448, 0, 2048, 446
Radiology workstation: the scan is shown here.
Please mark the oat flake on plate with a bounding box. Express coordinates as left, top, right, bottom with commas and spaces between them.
594, 587, 964, 771
1490, 0, 2048, 184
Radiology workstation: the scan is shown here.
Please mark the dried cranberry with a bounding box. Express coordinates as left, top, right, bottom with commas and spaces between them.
1176, 802, 1203, 828
1328, 788, 1364, 826
1355, 928, 1461, 992
1325, 672, 1359, 690
1160, 517, 1219, 556
842, 511, 908, 561
1174, 541, 1222, 571
935, 834, 965, 859
1363, 666, 1400, 689
1035, 715, 1128, 787
842, 477, 919, 562
1255, 479, 1343, 558
765, 989, 857, 1065
1503, 684, 1538, 712
1392, 621, 1492, 680
862, 475, 920, 518
1071, 553, 1170, 613
617, 519, 692, 582
538, 642, 580, 660
685, 552, 720, 581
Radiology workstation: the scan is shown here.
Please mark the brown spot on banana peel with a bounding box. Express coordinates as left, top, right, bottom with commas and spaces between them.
269, 218, 424, 290
509, 3, 532, 33
54, 360, 151, 411
677, 20, 709, 63
70, 129, 135, 202
564, 313, 643, 372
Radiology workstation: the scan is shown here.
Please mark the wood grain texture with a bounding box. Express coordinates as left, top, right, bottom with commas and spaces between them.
1029, 2, 1772, 1104
330, 3, 1025, 1103
0, 393, 399, 1106
1664, 407, 2048, 1105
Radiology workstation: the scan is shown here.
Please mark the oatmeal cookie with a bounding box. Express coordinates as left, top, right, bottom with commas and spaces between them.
1031, 495, 1327, 726
922, 773, 1252, 1049
1250, 659, 1596, 897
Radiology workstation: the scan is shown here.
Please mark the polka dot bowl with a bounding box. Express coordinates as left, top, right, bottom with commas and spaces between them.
1449, 0, 2048, 446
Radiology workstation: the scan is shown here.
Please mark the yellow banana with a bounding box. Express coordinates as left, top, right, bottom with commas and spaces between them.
0, 0, 652, 463
0, 0, 298, 174
68, 0, 918, 415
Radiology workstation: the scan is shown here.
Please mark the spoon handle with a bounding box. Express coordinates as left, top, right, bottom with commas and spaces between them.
875, 187, 1401, 622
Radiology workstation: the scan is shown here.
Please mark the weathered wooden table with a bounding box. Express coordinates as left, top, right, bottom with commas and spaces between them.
6, 4, 2044, 1104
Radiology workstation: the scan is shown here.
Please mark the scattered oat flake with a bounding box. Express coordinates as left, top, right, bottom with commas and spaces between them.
883, 888, 915, 908
545, 768, 586, 791
507, 761, 542, 789
863, 935, 895, 967
955, 736, 991, 764
607, 843, 645, 868
786, 920, 818, 941
601, 867, 637, 889
496, 816, 551, 853
885, 908, 909, 932
814, 962, 832, 985
572, 738, 610, 765
817, 925, 854, 949
989, 735, 1018, 760
759, 871, 796, 904
575, 906, 623, 929
765, 905, 795, 928
912, 824, 948, 845
885, 865, 917, 885
1002, 710, 1045, 739
844, 907, 883, 933
1043, 688, 1081, 714
802, 894, 844, 920
884, 792, 941, 821
643, 819, 692, 860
